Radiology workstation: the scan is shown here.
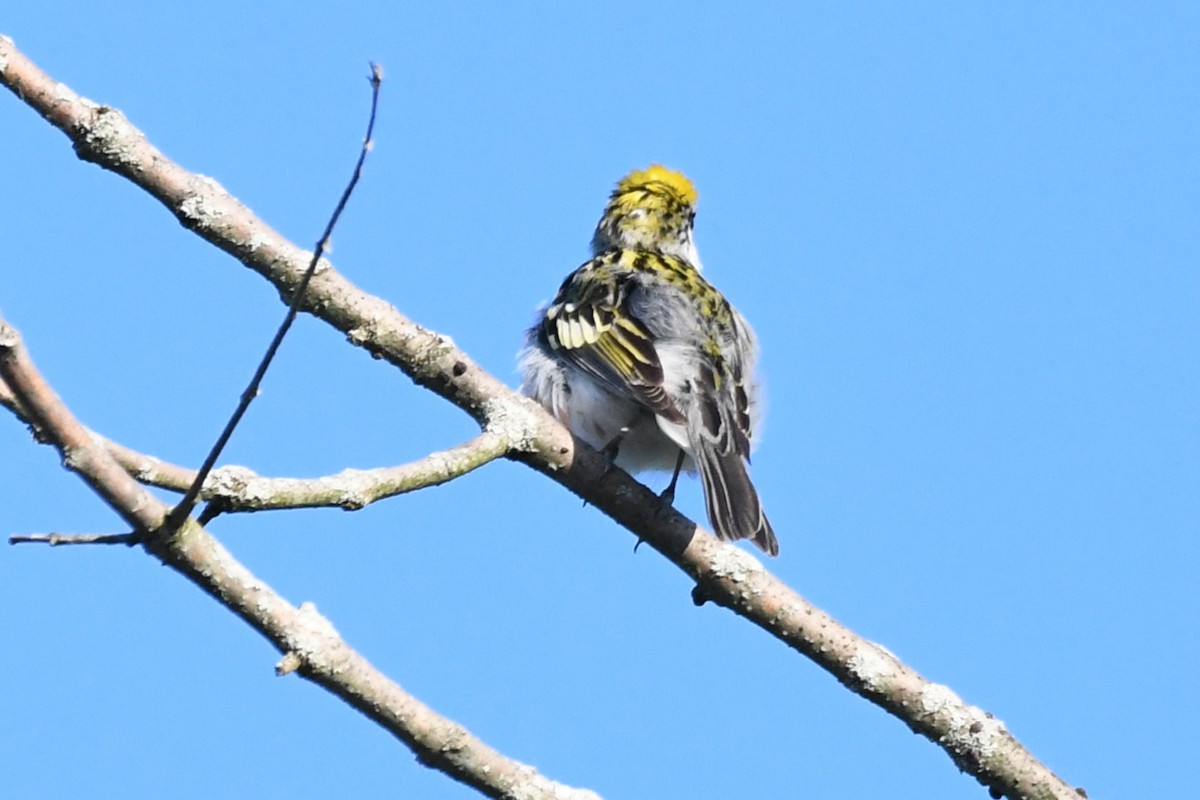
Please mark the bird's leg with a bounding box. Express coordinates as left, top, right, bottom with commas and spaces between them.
637, 450, 687, 553
600, 428, 626, 468
586, 424, 634, 509
659, 449, 686, 508
600, 417, 640, 470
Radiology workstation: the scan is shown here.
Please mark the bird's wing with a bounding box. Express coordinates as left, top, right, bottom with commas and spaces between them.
540, 259, 684, 424
689, 355, 751, 459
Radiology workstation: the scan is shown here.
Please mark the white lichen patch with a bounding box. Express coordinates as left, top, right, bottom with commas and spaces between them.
178, 192, 222, 225
920, 681, 1009, 760
920, 682, 961, 716
204, 464, 258, 495
484, 398, 538, 452
248, 231, 271, 252
254, 594, 273, 615
333, 468, 374, 509
134, 462, 158, 482
83, 106, 141, 168
706, 543, 764, 583
847, 643, 898, 689
287, 601, 342, 664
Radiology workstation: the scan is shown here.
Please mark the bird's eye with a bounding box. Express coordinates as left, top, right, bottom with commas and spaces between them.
627, 209, 646, 220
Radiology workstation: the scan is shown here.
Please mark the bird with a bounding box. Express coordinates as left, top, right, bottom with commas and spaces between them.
520, 165, 777, 556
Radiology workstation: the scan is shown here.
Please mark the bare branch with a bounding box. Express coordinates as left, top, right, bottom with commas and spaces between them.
0, 315, 601, 800
0, 37, 1084, 800
10, 532, 138, 546
4, 379, 503, 508
199, 432, 508, 511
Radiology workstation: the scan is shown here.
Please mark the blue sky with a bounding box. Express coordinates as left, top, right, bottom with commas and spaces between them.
3, 3, 1197, 798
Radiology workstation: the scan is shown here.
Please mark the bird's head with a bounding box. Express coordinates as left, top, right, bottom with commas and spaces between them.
592, 165, 702, 267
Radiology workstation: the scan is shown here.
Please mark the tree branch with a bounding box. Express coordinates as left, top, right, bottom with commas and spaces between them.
197, 432, 509, 510
10, 531, 139, 546
0, 36, 1083, 800
0, 315, 600, 800
3, 377, 504, 510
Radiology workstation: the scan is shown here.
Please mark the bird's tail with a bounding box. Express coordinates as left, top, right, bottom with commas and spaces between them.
695, 442, 778, 556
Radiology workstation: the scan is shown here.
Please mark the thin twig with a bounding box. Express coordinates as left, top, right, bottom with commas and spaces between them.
168, 63, 385, 528
10, 532, 137, 546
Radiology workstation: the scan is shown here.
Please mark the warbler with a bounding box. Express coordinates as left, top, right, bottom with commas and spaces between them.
520, 165, 777, 556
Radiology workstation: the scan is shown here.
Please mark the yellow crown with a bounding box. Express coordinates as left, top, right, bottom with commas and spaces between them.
615, 164, 698, 205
